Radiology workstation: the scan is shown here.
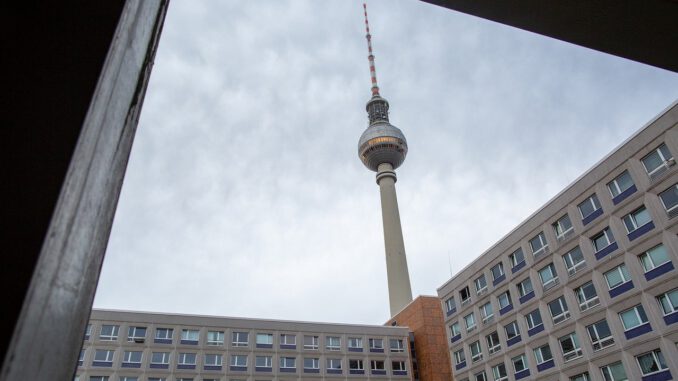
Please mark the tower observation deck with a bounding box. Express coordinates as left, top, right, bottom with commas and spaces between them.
357, 3, 413, 317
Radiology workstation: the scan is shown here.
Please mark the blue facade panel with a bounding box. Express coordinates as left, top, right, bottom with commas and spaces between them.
612, 185, 637, 205
595, 242, 619, 260
624, 323, 652, 340
537, 359, 555, 372
628, 222, 655, 241
609, 281, 634, 298
582, 208, 603, 225
645, 261, 675, 281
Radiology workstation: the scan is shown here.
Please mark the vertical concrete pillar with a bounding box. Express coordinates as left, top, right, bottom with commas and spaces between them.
376, 162, 413, 316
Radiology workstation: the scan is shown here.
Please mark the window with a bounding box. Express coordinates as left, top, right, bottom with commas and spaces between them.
349, 359, 364, 370
207, 331, 224, 345
491, 263, 505, 281
587, 319, 614, 351
453, 349, 466, 365
474, 275, 488, 294
122, 350, 142, 364
280, 334, 296, 345
608, 170, 634, 198
533, 343, 552, 365
230, 354, 247, 367
255, 355, 272, 368
181, 329, 199, 342
538, 263, 559, 290
517, 277, 533, 298
147, 378, 166, 381
659, 184, 678, 216
559, 332, 582, 361
369, 338, 383, 350
370, 360, 384, 370
600, 361, 627, 381
90, 377, 108, 381
326, 336, 340, 350
155, 328, 173, 340
504, 321, 520, 341
390, 338, 404, 352
578, 194, 601, 219
591, 227, 615, 252
563, 246, 586, 276
445, 297, 456, 312
575, 281, 599, 310
327, 358, 342, 369
636, 349, 668, 376
511, 354, 528, 373
509, 248, 525, 268
85, 324, 92, 339
639, 244, 670, 272
470, 340, 483, 362
450, 322, 461, 337
530, 232, 548, 256
304, 357, 320, 369
178, 353, 197, 365
255, 333, 273, 345
127, 326, 146, 341
204, 354, 222, 366
279, 357, 296, 369
486, 331, 501, 354
492, 363, 508, 381
525, 308, 543, 330
392, 361, 406, 371
460, 286, 471, 304
304, 335, 319, 350
348, 337, 362, 349
481, 302, 494, 323
570, 372, 590, 381
604, 264, 631, 289
94, 349, 114, 363
474, 371, 488, 381
464, 312, 476, 332
498, 291, 512, 309
99, 325, 119, 341
553, 214, 574, 239
79, 349, 85, 364
642, 143, 674, 179
151, 352, 170, 365
658, 289, 678, 315
548, 295, 570, 324
619, 304, 649, 331
120, 377, 138, 381
622, 206, 652, 233
232, 331, 248, 346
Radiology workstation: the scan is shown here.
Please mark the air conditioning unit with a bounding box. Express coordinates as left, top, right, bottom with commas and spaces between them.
134, 338, 145, 343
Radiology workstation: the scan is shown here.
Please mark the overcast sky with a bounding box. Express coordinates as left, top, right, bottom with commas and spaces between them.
94, 0, 678, 325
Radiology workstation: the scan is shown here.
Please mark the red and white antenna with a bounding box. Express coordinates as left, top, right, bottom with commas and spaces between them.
363, 2, 380, 97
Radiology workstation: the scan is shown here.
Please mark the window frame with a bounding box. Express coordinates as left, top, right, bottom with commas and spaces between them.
563, 246, 586, 276
607, 170, 634, 198
475, 275, 488, 294
389, 338, 405, 352
525, 308, 543, 330
533, 343, 553, 365
99, 324, 119, 341
491, 263, 505, 281
574, 281, 600, 311
486, 331, 501, 354
591, 227, 615, 253
641, 143, 674, 178
558, 332, 582, 362
553, 214, 574, 240
326, 336, 341, 350
659, 184, 678, 216
504, 320, 520, 340
635, 349, 668, 376
279, 356, 296, 369
530, 232, 549, 257
453, 349, 466, 365
206, 330, 224, 346
464, 312, 477, 332
538, 263, 559, 290
619, 304, 649, 331
604, 264, 631, 290
639, 244, 670, 272
511, 354, 528, 374
480, 301, 494, 323
470, 340, 483, 363
586, 319, 614, 351
509, 249, 525, 268
155, 328, 173, 340
578, 194, 601, 219
498, 290, 512, 309
492, 362, 508, 381
622, 205, 652, 233
600, 361, 627, 381
548, 295, 571, 325
657, 289, 678, 315
517, 277, 533, 297
230, 354, 248, 367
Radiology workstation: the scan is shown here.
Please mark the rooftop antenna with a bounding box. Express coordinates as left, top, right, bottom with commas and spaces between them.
363, 2, 380, 97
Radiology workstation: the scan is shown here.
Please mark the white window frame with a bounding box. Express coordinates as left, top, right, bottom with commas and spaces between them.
204, 353, 222, 366
464, 312, 476, 332
486, 331, 501, 354
99, 325, 119, 341
600, 361, 627, 381
559, 332, 582, 362
348, 359, 364, 370
370, 359, 385, 370
622, 206, 652, 233
570, 372, 591, 381
369, 337, 383, 349
498, 291, 512, 309
279, 356, 296, 369
256, 333, 273, 345
659, 184, 678, 216
453, 349, 466, 365
348, 337, 362, 349
470, 340, 483, 363
178, 352, 197, 365
658, 289, 678, 315
181, 329, 199, 342
642, 143, 674, 179
591, 228, 615, 253
530, 232, 549, 257
445, 297, 455, 312
151, 352, 170, 365
155, 328, 173, 340
491, 263, 505, 281
553, 214, 574, 240
460, 286, 472, 305
280, 334, 296, 345
525, 309, 543, 330
639, 244, 670, 272
475, 275, 488, 295
575, 281, 600, 311
390, 338, 405, 352
619, 304, 649, 331
94, 349, 115, 363
327, 358, 342, 369
563, 246, 586, 276
451, 322, 461, 337
492, 363, 508, 381
255, 355, 272, 368
635, 349, 668, 376
548, 296, 570, 325
518, 277, 533, 297
232, 331, 248, 346
392, 360, 406, 371
578, 194, 601, 219
206, 330, 224, 346
533, 343, 552, 365
604, 264, 631, 290
304, 335, 319, 350
607, 170, 634, 198
539, 263, 559, 290
481, 302, 494, 323
127, 326, 146, 341
304, 357, 320, 369
230, 354, 248, 367
509, 249, 525, 268
122, 350, 142, 363
474, 371, 488, 381
511, 354, 528, 374
504, 321, 520, 340
326, 336, 341, 350
587, 320, 614, 351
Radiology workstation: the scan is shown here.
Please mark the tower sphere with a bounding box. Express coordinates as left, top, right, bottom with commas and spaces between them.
358, 95, 408, 172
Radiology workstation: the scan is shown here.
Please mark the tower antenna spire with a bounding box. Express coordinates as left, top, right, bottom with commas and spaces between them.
363, 2, 380, 97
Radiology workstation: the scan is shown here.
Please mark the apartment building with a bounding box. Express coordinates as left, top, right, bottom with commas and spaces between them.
438, 103, 678, 381
76, 309, 412, 381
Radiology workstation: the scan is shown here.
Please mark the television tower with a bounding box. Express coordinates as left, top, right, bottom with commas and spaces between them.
358, 3, 413, 316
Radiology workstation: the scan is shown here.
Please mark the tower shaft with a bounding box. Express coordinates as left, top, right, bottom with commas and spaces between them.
376, 163, 413, 316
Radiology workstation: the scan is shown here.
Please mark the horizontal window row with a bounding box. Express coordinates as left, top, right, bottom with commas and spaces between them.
78, 377, 222, 381
85, 326, 403, 352
451, 288, 677, 369
457, 347, 670, 381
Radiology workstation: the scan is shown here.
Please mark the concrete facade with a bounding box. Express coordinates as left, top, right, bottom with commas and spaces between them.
77, 309, 412, 381
438, 102, 678, 381
387, 296, 452, 381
